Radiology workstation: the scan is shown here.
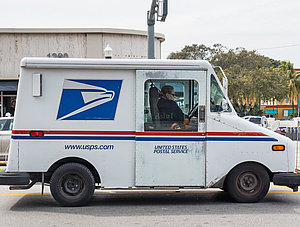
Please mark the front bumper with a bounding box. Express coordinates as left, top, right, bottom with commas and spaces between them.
0, 172, 30, 185
273, 173, 300, 191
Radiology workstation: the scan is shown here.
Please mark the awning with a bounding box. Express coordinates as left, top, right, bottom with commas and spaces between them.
0, 80, 18, 91
266, 109, 278, 114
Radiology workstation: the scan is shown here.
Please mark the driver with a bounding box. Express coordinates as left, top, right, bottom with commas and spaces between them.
157, 85, 185, 125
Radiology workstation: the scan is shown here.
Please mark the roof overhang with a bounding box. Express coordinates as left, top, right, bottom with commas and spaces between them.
0, 28, 165, 42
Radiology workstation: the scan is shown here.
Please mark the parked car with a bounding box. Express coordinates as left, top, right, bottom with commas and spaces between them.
242, 116, 268, 128
0, 117, 13, 161
274, 120, 295, 136
275, 126, 287, 136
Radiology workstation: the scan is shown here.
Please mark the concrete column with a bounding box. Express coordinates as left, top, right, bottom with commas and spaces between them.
86, 34, 103, 58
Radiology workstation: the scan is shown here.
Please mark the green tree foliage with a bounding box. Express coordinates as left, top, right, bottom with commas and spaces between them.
168, 44, 290, 116
168, 44, 226, 61
278, 61, 300, 114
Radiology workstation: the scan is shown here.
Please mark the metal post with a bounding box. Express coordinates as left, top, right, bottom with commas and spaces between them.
147, 0, 168, 59
147, 10, 155, 59
0, 91, 3, 117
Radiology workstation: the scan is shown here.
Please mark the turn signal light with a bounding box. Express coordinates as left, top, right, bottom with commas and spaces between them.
272, 145, 285, 151
30, 131, 44, 137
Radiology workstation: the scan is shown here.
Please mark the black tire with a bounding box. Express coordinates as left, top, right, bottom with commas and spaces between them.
50, 162, 95, 206
225, 163, 270, 203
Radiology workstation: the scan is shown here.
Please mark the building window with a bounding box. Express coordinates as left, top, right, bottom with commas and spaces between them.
0, 80, 18, 117
0, 91, 16, 117
285, 98, 291, 104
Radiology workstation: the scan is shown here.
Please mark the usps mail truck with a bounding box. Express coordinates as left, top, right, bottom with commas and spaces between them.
0, 58, 299, 206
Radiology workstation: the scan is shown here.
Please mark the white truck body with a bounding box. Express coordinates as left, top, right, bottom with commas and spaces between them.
1, 58, 299, 206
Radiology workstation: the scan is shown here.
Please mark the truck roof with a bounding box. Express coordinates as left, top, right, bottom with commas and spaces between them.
20, 58, 212, 70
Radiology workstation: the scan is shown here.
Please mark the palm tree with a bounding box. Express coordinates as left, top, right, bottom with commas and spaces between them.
279, 61, 300, 115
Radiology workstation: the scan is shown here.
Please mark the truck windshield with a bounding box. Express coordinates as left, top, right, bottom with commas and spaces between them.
210, 75, 231, 112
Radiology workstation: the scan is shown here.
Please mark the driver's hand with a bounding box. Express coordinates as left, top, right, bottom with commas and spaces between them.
170, 123, 181, 130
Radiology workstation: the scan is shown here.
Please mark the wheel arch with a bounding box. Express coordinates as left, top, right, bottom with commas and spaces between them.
46, 157, 101, 183
213, 161, 273, 189
224, 161, 273, 187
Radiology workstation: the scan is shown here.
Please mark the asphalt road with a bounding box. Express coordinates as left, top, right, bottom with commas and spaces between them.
0, 185, 300, 227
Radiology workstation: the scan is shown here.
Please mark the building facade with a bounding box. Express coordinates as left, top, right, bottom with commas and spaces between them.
261, 99, 297, 119
0, 28, 165, 117
261, 68, 300, 119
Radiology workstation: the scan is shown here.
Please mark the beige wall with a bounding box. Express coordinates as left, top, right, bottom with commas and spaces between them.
0, 29, 165, 78
0, 33, 86, 77
102, 33, 148, 59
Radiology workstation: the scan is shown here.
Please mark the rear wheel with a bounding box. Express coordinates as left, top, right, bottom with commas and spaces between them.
225, 163, 270, 203
50, 162, 95, 206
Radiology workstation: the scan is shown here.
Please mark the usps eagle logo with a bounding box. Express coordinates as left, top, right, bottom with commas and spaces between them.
57, 79, 122, 120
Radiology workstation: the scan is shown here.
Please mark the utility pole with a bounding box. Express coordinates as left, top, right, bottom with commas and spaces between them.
147, 0, 168, 59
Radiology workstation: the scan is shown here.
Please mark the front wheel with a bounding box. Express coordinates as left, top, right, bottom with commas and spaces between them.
225, 163, 270, 203
50, 162, 95, 206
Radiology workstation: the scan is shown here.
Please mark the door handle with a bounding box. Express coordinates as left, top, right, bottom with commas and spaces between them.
199, 105, 205, 122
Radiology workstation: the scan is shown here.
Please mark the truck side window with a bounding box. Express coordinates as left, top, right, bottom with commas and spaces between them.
144, 80, 198, 131
210, 75, 231, 112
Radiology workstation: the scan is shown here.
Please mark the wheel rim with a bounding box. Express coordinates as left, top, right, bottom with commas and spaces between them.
61, 174, 83, 196
236, 171, 261, 195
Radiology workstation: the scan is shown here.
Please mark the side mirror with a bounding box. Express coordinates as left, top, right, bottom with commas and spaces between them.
221, 98, 228, 112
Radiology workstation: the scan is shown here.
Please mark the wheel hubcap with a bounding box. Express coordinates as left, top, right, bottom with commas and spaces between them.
62, 174, 83, 195
237, 171, 261, 194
